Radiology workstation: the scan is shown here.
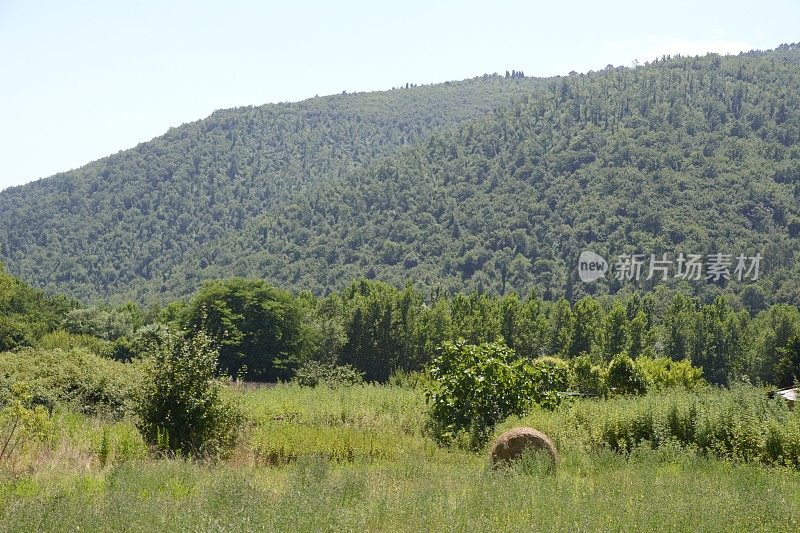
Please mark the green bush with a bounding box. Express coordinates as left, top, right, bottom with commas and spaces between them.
62, 307, 134, 341
0, 316, 32, 352
111, 324, 169, 362
635, 356, 705, 390
0, 348, 137, 416
571, 354, 607, 396
0, 382, 53, 468
292, 361, 364, 388
425, 340, 558, 449
134, 330, 242, 458
529, 356, 572, 394
607, 353, 648, 395
37, 330, 113, 358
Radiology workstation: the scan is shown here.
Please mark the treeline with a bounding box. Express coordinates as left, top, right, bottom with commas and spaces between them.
1, 261, 798, 388
175, 278, 795, 386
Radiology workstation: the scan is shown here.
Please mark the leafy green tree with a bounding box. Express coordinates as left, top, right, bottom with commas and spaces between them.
751, 304, 800, 385
571, 354, 607, 396
0, 316, 31, 352
500, 292, 549, 359
774, 334, 800, 387
692, 297, 748, 386
185, 278, 307, 381
548, 299, 575, 357
425, 340, 557, 449
570, 297, 603, 357
664, 293, 697, 361
62, 307, 134, 341
339, 280, 420, 382
628, 310, 652, 358
601, 302, 631, 360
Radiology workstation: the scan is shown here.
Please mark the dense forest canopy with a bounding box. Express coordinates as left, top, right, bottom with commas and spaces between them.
2, 45, 800, 306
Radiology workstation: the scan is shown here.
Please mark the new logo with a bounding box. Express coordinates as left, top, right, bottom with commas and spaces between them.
578, 251, 608, 282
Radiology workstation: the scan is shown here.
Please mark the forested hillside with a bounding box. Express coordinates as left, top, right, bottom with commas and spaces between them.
0, 73, 543, 302
2, 46, 800, 305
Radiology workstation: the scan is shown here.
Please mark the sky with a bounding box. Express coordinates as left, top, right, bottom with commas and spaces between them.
1, 0, 798, 191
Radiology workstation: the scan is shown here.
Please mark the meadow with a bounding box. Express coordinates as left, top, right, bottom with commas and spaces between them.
1, 383, 799, 532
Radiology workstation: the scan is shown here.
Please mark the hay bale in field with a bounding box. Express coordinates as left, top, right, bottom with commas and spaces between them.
489, 427, 559, 468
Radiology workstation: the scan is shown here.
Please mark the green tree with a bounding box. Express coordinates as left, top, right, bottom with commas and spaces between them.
185, 278, 307, 381
601, 301, 631, 360
570, 297, 603, 357
664, 293, 697, 361
425, 340, 556, 449
606, 352, 647, 395
548, 299, 575, 357
692, 297, 748, 386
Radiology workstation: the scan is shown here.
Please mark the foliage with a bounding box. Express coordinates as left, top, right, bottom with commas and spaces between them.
62, 307, 135, 341
0, 382, 52, 468
424, 340, 558, 449
635, 356, 705, 390
606, 353, 648, 395
338, 281, 421, 382
37, 330, 114, 358
0, 315, 32, 352
528, 356, 573, 395
0, 348, 137, 417
0, 263, 73, 349
571, 354, 607, 396
601, 302, 631, 360
292, 360, 364, 388
111, 323, 169, 362
134, 329, 242, 458
184, 278, 308, 381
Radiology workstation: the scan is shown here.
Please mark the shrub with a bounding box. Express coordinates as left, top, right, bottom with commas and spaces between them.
606, 353, 648, 395
0, 316, 32, 352
292, 361, 364, 388
425, 340, 557, 449
38, 330, 114, 358
571, 354, 607, 396
0, 382, 52, 469
111, 323, 170, 362
134, 330, 242, 458
62, 307, 133, 341
635, 356, 705, 390
0, 348, 137, 416
529, 356, 572, 394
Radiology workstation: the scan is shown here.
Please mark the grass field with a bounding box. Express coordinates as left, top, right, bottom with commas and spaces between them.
1, 384, 799, 532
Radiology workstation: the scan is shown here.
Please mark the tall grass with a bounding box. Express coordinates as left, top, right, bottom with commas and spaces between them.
1, 384, 799, 531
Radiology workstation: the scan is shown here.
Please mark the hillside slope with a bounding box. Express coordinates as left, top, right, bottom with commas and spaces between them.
151, 50, 800, 305
2, 46, 800, 305
0, 74, 542, 302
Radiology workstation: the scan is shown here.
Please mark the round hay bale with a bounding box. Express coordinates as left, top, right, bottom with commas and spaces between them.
489, 427, 559, 468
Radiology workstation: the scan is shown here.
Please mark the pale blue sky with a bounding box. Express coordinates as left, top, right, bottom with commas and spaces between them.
1, 0, 798, 191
